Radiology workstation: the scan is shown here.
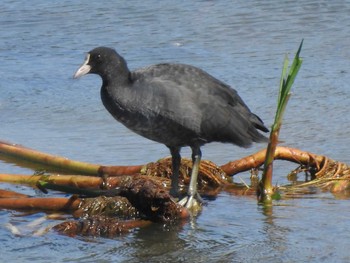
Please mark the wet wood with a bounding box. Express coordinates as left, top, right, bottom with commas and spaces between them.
220, 146, 325, 176
3, 140, 350, 237
0, 196, 81, 211
0, 189, 30, 198
0, 140, 143, 176
0, 173, 103, 188
98, 165, 144, 176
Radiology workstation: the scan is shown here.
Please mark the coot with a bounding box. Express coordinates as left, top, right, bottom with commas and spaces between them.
74, 47, 268, 211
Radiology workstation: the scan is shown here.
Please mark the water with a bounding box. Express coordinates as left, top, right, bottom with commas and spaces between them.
1, 0, 350, 262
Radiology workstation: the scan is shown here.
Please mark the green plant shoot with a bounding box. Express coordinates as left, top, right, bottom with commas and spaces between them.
258, 40, 304, 203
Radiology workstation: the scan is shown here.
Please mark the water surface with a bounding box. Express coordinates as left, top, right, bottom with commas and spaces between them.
1, 1, 350, 262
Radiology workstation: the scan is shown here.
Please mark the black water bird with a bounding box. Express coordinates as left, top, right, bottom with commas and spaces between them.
74, 47, 269, 211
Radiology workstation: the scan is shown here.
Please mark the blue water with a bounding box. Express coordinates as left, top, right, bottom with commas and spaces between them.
1, 0, 350, 262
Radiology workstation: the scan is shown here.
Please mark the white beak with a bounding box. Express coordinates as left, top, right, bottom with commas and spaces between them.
73, 53, 91, 79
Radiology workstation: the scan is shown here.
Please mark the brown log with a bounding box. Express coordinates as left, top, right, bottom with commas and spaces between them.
0, 140, 143, 176
0, 196, 81, 211
98, 165, 143, 176
0, 173, 103, 188
0, 189, 30, 198
0, 140, 100, 174
220, 146, 325, 176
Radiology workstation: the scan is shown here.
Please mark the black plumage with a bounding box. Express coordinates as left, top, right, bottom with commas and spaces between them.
74, 47, 268, 211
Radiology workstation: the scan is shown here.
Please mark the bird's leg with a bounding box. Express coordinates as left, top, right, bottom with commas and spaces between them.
188, 148, 201, 201
178, 146, 203, 214
169, 146, 181, 198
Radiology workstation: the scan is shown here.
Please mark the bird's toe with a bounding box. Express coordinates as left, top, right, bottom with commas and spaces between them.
178, 193, 203, 215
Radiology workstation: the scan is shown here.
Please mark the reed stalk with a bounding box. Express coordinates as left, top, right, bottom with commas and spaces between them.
258, 40, 303, 203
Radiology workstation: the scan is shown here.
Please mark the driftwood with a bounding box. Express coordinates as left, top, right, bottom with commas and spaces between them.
0, 196, 81, 211
2, 140, 350, 237
0, 140, 143, 176
221, 146, 324, 176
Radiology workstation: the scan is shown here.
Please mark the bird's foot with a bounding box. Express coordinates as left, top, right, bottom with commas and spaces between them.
178, 192, 203, 215
170, 187, 180, 200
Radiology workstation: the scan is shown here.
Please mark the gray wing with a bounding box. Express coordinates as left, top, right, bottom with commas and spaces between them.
129, 75, 203, 133
130, 64, 267, 145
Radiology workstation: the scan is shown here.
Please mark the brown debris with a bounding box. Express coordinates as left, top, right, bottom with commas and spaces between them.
108, 175, 189, 222
52, 176, 188, 237
54, 216, 151, 238
6, 140, 350, 237
277, 152, 350, 197
73, 196, 139, 220
142, 157, 230, 192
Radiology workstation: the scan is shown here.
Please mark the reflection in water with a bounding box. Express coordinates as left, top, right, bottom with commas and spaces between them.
129, 223, 188, 261
260, 205, 289, 259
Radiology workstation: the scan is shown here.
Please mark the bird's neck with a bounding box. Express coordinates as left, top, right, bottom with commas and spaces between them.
102, 66, 131, 87
101, 73, 132, 102
100, 80, 133, 123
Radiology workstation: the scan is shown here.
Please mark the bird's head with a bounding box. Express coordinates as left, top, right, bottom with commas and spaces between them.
73, 47, 128, 80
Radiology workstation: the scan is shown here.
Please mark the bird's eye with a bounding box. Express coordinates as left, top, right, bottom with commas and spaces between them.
95, 54, 102, 63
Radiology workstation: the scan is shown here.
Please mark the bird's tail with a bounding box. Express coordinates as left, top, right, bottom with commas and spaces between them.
249, 113, 269, 143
